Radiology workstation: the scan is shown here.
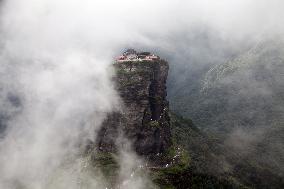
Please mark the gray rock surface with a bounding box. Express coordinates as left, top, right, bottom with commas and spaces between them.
96, 60, 172, 157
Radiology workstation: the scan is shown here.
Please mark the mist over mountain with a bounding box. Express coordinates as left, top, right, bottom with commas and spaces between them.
0, 0, 283, 189
168, 37, 284, 188
169, 37, 284, 132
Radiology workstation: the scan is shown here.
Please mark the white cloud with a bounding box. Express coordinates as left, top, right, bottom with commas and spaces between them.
0, 0, 283, 188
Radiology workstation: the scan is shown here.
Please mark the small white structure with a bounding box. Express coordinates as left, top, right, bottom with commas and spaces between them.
116, 49, 160, 62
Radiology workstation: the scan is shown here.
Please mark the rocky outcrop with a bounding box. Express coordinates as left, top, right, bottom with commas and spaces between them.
96, 59, 172, 157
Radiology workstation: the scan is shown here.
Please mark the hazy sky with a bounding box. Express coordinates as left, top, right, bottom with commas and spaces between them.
0, 0, 283, 188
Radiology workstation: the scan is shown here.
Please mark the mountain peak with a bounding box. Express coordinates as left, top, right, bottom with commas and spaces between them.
96, 55, 172, 164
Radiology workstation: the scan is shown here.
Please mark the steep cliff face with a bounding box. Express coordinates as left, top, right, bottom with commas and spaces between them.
93, 56, 253, 188
96, 60, 172, 157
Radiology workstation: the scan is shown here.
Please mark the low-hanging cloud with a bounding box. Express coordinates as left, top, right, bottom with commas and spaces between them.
0, 0, 283, 188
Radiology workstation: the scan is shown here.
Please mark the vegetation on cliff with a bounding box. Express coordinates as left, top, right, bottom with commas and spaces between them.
92, 51, 283, 188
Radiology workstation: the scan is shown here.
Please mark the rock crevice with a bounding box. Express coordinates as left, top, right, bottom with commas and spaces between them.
96, 60, 172, 157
